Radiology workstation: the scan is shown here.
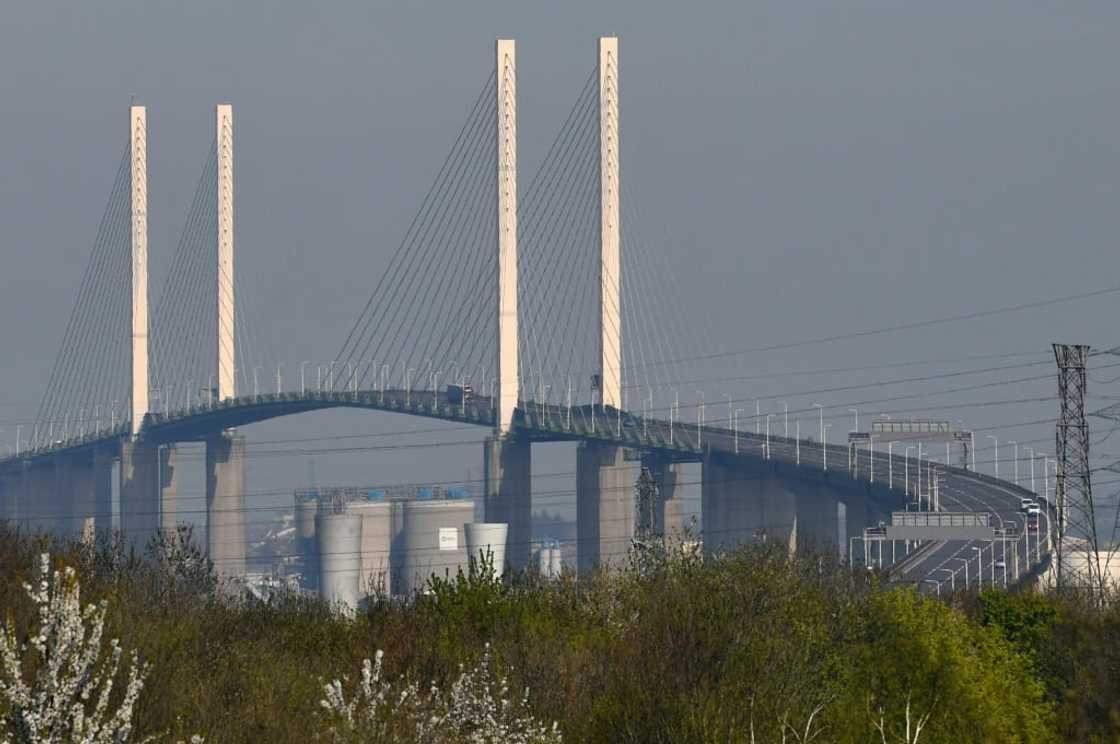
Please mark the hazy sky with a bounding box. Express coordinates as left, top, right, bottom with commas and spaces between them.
2, 2, 1118, 532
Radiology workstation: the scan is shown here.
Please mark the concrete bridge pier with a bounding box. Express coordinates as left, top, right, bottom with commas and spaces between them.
577, 442, 635, 570
483, 436, 531, 570
757, 471, 798, 555
120, 441, 176, 550
0, 470, 19, 526
702, 459, 799, 557
55, 452, 99, 540
642, 455, 688, 541
794, 483, 841, 557
840, 491, 869, 560
92, 447, 114, 534
23, 463, 55, 533
206, 432, 246, 576
701, 457, 744, 555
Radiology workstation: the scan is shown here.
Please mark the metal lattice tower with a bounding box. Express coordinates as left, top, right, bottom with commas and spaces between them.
1053, 343, 1103, 592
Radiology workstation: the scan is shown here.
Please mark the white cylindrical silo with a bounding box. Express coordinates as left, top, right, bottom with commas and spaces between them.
398, 499, 474, 597
349, 500, 394, 597
537, 545, 563, 579
464, 522, 508, 579
317, 510, 362, 611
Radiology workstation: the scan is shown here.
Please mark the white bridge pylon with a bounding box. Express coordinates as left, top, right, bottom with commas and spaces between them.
495, 36, 621, 434
496, 39, 519, 435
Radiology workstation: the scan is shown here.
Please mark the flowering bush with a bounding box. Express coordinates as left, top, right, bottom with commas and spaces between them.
321, 645, 561, 743
0, 554, 150, 743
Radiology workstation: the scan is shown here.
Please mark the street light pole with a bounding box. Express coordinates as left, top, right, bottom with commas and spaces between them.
823, 424, 832, 471
1025, 446, 1036, 493
986, 435, 999, 479
956, 557, 970, 588
888, 441, 896, 490
905, 446, 915, 497
779, 400, 789, 438
1009, 440, 1019, 486
937, 568, 955, 592
812, 403, 824, 468
765, 414, 772, 459
796, 420, 800, 465
972, 546, 984, 587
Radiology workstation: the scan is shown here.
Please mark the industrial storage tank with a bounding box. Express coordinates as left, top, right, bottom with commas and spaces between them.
398, 499, 473, 597
349, 499, 396, 596
316, 510, 363, 611
464, 522, 508, 579
537, 541, 564, 579
294, 490, 319, 586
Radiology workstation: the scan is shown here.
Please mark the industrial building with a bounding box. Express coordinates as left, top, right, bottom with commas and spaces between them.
292, 485, 512, 609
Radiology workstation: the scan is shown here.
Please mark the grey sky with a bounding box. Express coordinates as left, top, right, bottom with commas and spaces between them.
2, 2, 1118, 531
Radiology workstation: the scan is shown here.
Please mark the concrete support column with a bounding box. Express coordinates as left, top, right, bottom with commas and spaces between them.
92, 448, 114, 534
759, 473, 798, 556
577, 443, 634, 571
483, 436, 531, 569
66, 454, 97, 540
702, 458, 757, 555
206, 432, 246, 576
25, 465, 53, 533
643, 456, 687, 539
840, 491, 868, 560
158, 445, 177, 534
120, 440, 161, 549
51, 455, 74, 536
794, 485, 840, 557
0, 471, 19, 525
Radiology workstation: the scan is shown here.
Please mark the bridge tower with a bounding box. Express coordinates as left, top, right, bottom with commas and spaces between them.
598, 35, 621, 411
119, 104, 172, 548
484, 39, 532, 570
206, 103, 247, 575
130, 105, 150, 436
576, 36, 638, 570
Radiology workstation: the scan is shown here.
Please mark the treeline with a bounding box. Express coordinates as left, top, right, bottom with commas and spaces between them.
0, 524, 1117, 743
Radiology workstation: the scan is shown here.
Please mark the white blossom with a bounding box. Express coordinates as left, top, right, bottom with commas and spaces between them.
0, 553, 152, 743
320, 644, 561, 743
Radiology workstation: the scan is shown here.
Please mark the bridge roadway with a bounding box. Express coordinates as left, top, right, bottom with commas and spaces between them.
0, 387, 1050, 591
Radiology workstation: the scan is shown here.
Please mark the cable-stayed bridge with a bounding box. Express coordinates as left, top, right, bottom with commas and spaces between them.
0, 38, 1053, 593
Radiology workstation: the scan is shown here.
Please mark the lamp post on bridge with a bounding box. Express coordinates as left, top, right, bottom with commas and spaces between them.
1009, 440, 1019, 486
811, 404, 824, 469
276, 364, 283, 395
252, 366, 261, 401
300, 361, 309, 396
823, 424, 832, 471
765, 414, 772, 460
754, 398, 761, 435
915, 442, 924, 505
987, 435, 999, 479
696, 391, 705, 448
888, 441, 897, 490
905, 446, 915, 498
778, 400, 788, 438
937, 567, 955, 592
733, 408, 743, 454
1024, 446, 1036, 493
795, 420, 800, 465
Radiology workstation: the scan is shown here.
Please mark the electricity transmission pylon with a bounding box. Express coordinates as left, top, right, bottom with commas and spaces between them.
1053, 344, 1104, 594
